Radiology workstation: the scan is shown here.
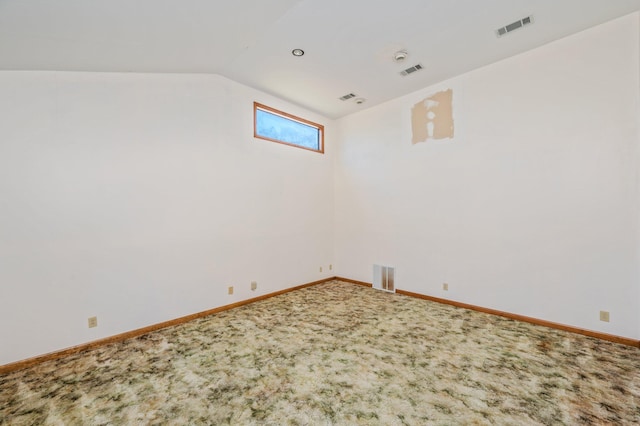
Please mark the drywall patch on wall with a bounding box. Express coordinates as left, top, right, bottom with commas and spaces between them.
411, 89, 454, 144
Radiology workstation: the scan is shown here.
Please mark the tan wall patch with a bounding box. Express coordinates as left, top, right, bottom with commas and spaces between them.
411, 89, 454, 144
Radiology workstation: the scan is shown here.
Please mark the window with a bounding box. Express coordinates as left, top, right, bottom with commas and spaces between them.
254, 102, 324, 153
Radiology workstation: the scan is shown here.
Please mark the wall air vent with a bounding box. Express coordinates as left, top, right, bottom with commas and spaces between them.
496, 16, 533, 37
400, 64, 423, 77
373, 264, 395, 293
339, 93, 357, 101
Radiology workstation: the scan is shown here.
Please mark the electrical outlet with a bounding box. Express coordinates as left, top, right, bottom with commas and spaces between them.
329, 264, 333, 270
600, 311, 610, 322
251, 281, 257, 291
319, 266, 323, 273
88, 316, 98, 328
228, 286, 234, 295
442, 283, 449, 291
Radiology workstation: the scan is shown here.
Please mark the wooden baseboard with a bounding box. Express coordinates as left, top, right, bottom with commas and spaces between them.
393, 287, 639, 348
334, 276, 639, 348
334, 277, 372, 287
0, 277, 337, 375
336, 278, 639, 347
4, 276, 636, 375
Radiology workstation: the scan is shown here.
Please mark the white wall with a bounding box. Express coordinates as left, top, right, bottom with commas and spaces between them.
0, 72, 335, 365
334, 13, 640, 339
2, 14, 639, 368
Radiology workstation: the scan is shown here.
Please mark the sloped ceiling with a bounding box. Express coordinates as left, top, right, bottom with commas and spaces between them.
1, 0, 639, 118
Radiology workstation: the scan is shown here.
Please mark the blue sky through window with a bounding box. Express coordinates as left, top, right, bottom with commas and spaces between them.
255, 108, 321, 151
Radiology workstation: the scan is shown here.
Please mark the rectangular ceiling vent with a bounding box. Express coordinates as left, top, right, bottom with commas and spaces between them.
400, 64, 423, 77
339, 93, 357, 101
496, 16, 533, 37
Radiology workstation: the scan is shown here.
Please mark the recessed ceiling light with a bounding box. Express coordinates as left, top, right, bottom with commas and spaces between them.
354, 98, 366, 105
291, 49, 305, 57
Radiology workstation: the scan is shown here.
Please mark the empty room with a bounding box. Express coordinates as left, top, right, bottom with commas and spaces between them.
1, 0, 639, 424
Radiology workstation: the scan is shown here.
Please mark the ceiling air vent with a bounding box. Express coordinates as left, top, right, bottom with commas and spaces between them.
400, 64, 423, 77
339, 93, 357, 101
496, 16, 533, 37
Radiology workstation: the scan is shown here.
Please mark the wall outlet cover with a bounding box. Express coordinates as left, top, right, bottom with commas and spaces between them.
88, 316, 98, 328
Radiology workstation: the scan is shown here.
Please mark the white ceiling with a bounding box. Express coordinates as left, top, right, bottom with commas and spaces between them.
1, 0, 639, 118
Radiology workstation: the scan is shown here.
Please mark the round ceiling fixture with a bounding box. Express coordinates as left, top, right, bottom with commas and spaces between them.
354, 98, 366, 105
394, 50, 408, 62
291, 48, 305, 57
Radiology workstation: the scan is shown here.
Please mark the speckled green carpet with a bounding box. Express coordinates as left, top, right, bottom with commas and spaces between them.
1, 281, 639, 425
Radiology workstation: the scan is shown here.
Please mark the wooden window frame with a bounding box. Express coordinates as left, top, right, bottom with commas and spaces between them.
253, 102, 324, 154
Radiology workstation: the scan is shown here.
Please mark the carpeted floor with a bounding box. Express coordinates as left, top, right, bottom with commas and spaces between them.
1, 280, 639, 425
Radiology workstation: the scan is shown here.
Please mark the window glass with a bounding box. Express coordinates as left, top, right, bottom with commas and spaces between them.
254, 102, 324, 153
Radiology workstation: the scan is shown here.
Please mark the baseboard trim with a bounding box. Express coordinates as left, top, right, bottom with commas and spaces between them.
394, 288, 640, 348
335, 277, 373, 287
334, 276, 639, 348
5, 276, 636, 374
0, 277, 336, 375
